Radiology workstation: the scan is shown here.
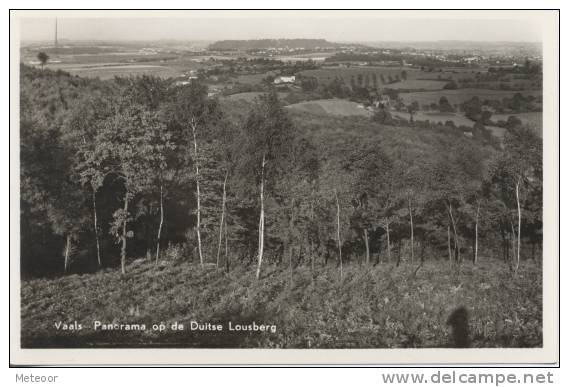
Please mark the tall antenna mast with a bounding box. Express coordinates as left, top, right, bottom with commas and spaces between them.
55, 18, 58, 47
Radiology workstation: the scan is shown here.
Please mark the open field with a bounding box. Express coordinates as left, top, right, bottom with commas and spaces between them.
286, 99, 372, 117
45, 63, 181, 80
486, 125, 508, 139
232, 72, 276, 85
20, 259, 542, 348
24, 53, 177, 66
391, 111, 476, 127
384, 79, 448, 90
223, 92, 288, 103
468, 79, 542, 90
28, 51, 209, 80
274, 52, 334, 62
399, 88, 542, 106
390, 110, 509, 139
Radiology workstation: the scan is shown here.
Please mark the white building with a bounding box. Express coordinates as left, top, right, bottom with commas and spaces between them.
273, 75, 296, 84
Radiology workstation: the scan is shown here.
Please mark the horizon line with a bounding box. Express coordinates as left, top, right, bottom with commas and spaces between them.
20, 38, 542, 44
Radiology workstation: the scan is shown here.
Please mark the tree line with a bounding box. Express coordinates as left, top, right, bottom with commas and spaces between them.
20, 64, 542, 278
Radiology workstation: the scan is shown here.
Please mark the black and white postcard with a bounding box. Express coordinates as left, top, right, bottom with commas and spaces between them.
9, 9, 559, 366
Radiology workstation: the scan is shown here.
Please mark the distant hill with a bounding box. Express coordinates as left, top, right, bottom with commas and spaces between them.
208, 39, 342, 51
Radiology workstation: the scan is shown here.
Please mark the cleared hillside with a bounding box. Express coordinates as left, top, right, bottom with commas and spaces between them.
21, 259, 541, 348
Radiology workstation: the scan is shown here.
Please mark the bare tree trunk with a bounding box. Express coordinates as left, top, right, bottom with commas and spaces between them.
448, 203, 460, 263
334, 189, 343, 279
289, 245, 294, 287
364, 228, 370, 265
155, 182, 164, 264
505, 232, 510, 262
288, 198, 295, 286
92, 189, 101, 268
420, 237, 426, 264
224, 214, 229, 272
191, 121, 204, 267
121, 193, 129, 275
447, 224, 452, 263
408, 196, 414, 263
515, 178, 522, 273
256, 154, 266, 280
509, 220, 516, 266
474, 201, 480, 265
310, 195, 315, 272
64, 234, 71, 273
386, 222, 391, 263
216, 171, 228, 269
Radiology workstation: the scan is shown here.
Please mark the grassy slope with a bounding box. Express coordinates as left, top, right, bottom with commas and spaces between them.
21, 259, 542, 348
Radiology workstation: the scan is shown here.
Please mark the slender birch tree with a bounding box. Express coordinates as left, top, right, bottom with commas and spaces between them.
236, 91, 296, 279
490, 126, 542, 274
166, 82, 221, 266
334, 189, 343, 279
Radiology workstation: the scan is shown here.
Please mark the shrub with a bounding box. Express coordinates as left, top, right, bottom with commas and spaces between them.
443, 80, 458, 90
163, 242, 186, 261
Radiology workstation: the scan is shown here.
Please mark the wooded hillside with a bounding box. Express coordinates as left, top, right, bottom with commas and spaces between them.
20, 64, 543, 279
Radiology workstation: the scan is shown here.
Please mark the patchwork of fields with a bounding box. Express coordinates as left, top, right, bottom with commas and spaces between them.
26, 46, 543, 140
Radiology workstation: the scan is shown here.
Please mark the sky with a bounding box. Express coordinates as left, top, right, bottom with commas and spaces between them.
18, 12, 544, 43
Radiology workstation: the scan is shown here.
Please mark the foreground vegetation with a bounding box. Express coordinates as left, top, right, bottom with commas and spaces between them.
21, 258, 542, 348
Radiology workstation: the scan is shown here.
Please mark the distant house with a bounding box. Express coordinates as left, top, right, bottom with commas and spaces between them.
373, 94, 392, 109
273, 75, 296, 84
174, 80, 190, 87
207, 86, 222, 97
